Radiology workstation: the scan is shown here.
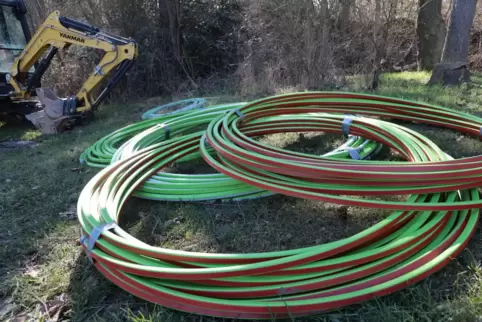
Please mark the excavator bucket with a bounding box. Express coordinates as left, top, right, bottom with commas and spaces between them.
25, 88, 70, 134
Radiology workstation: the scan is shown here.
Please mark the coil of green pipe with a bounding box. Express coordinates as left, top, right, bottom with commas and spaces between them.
203, 92, 482, 210
114, 115, 380, 201
81, 102, 380, 201
80, 103, 247, 167
141, 98, 207, 120
77, 92, 480, 319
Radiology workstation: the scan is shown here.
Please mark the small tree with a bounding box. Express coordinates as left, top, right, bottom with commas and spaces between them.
429, 0, 478, 85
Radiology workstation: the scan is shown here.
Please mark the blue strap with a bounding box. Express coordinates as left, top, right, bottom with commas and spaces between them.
201, 133, 211, 148
347, 148, 361, 160
155, 123, 171, 140
80, 222, 117, 262
342, 116, 354, 137
161, 124, 171, 140
234, 109, 245, 119
346, 139, 373, 160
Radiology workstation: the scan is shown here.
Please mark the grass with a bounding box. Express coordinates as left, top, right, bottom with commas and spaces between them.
0, 72, 482, 321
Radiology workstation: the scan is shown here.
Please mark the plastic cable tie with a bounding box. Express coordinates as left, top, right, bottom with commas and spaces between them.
342, 116, 354, 138
158, 124, 170, 140
202, 134, 211, 148
81, 222, 117, 262
234, 109, 245, 119
347, 147, 362, 160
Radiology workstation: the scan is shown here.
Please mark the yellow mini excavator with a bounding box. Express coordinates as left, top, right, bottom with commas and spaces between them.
0, 0, 138, 134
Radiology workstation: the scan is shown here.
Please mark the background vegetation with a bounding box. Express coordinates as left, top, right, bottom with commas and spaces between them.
25, 0, 482, 98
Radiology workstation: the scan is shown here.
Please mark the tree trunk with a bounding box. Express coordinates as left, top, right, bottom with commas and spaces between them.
338, 0, 350, 33
375, 0, 381, 18
370, 0, 382, 90
417, 0, 446, 70
442, 0, 477, 63
165, 0, 182, 61
164, 0, 198, 87
320, 0, 332, 84
429, 0, 478, 85
304, 0, 316, 88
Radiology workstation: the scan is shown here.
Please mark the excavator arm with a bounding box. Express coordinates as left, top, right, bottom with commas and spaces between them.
7, 11, 137, 132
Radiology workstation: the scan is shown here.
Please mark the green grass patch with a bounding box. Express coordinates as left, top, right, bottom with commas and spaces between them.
0, 74, 481, 321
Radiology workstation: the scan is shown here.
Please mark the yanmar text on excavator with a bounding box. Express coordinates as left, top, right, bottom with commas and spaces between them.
0, 0, 138, 134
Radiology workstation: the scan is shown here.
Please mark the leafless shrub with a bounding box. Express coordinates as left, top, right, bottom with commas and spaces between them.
238, 0, 419, 94
22, 0, 482, 101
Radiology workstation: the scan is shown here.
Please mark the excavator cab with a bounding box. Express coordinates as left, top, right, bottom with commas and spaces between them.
0, 0, 31, 75
0, 0, 36, 115
0, 3, 27, 72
